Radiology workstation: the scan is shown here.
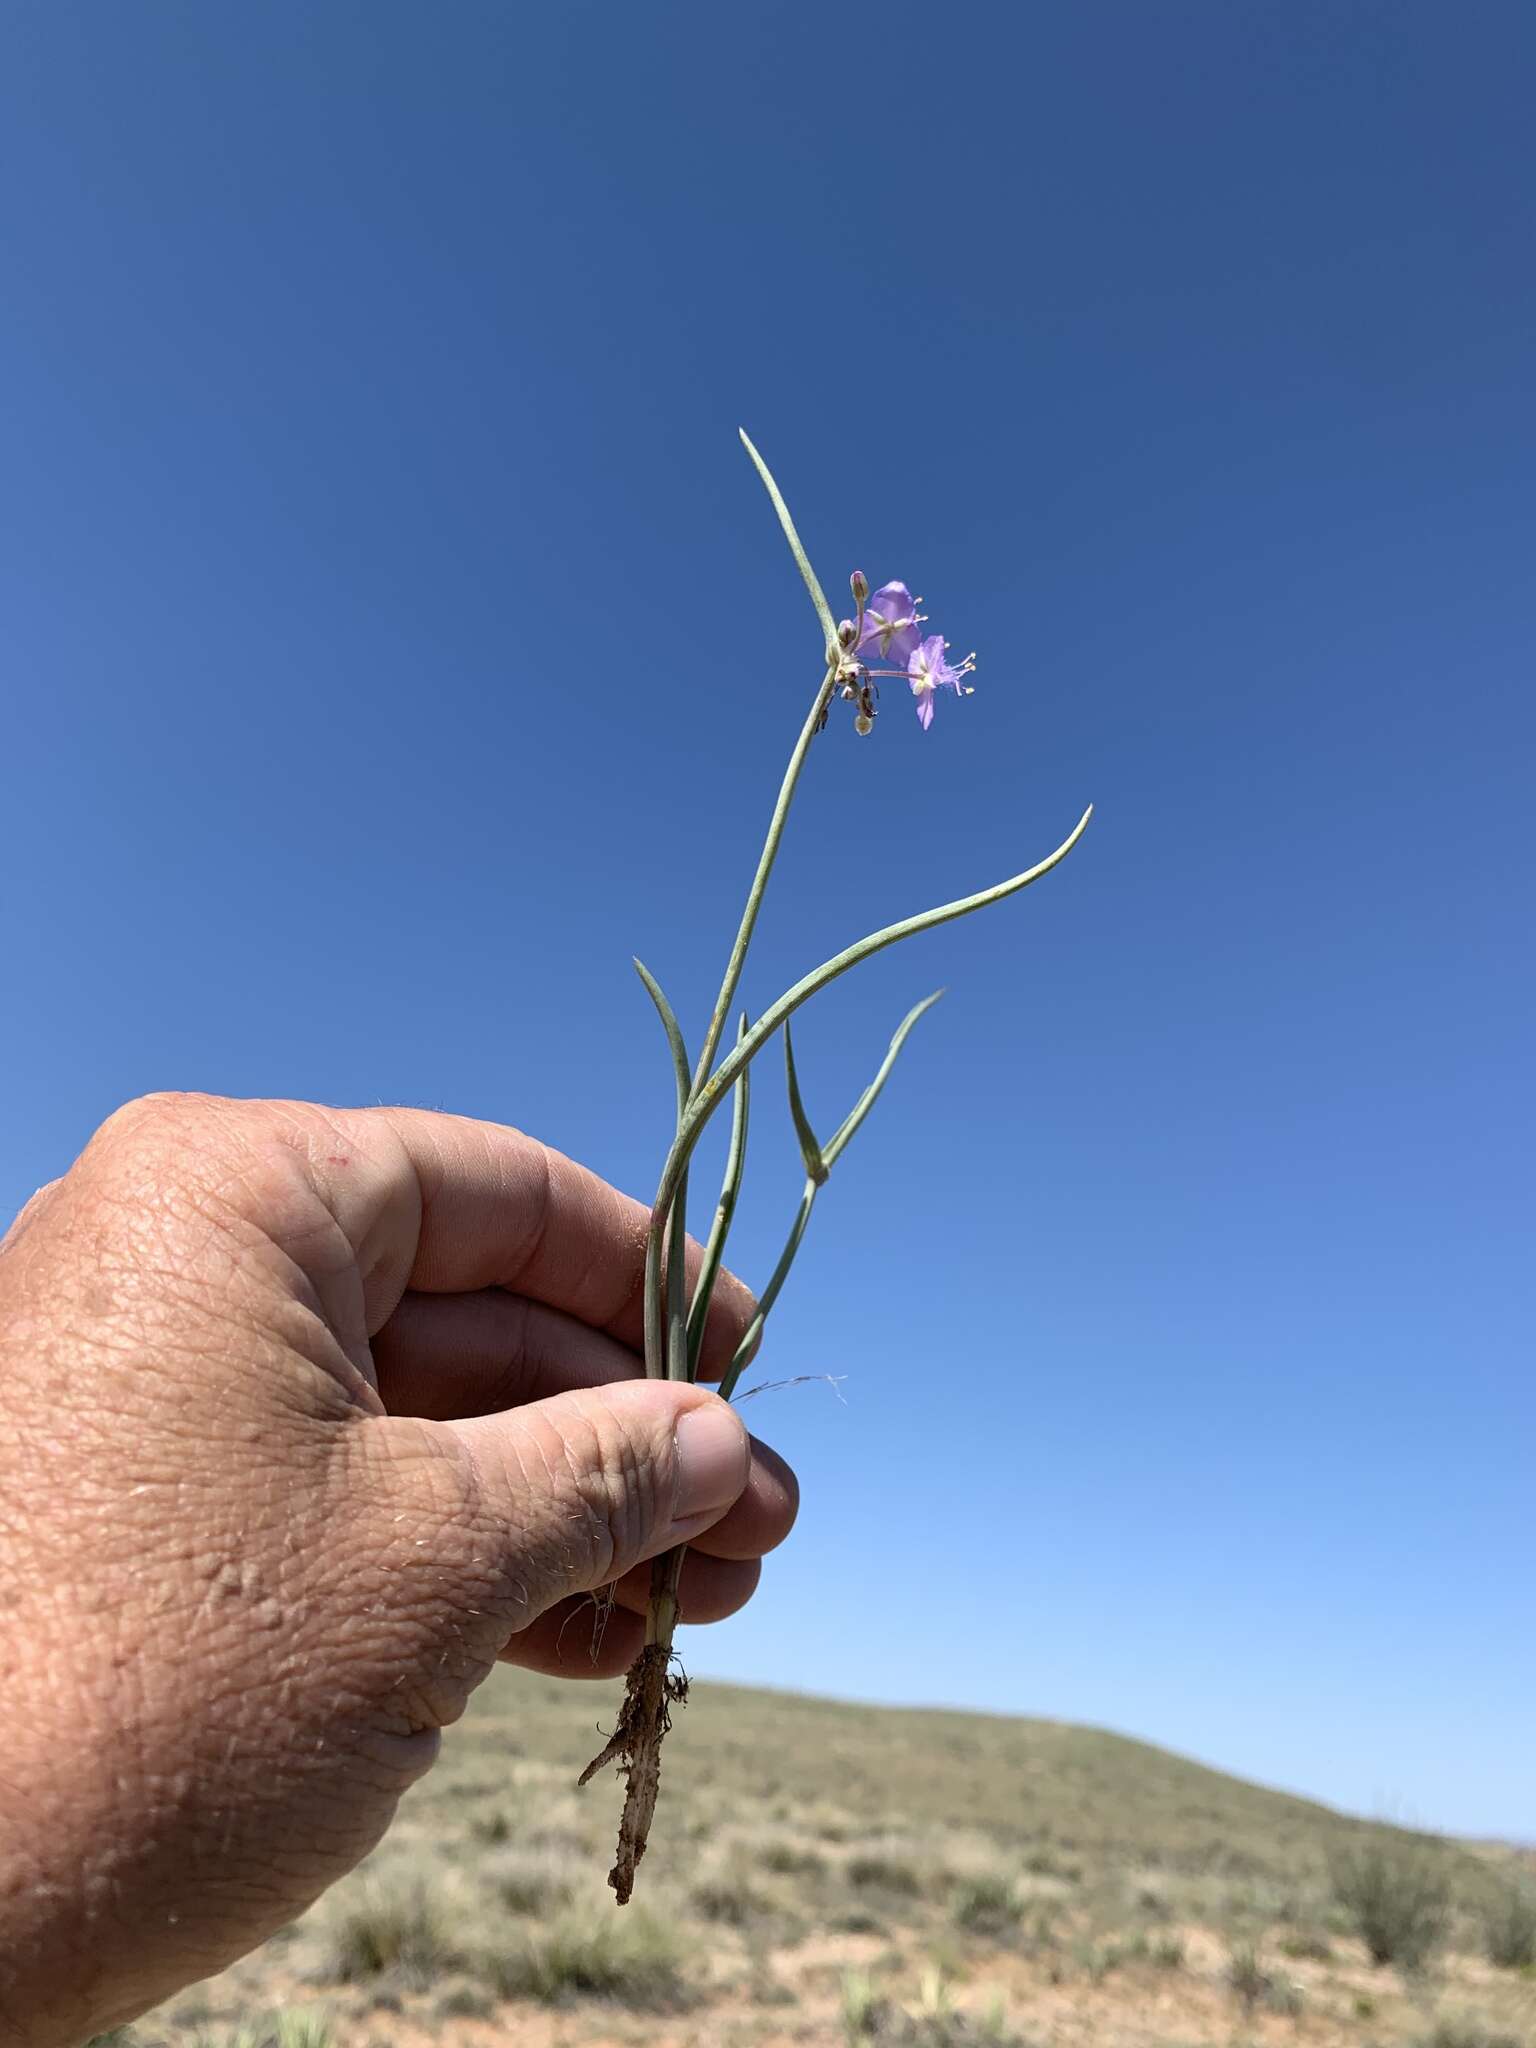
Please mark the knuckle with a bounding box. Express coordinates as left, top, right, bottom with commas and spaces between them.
94, 1090, 222, 1148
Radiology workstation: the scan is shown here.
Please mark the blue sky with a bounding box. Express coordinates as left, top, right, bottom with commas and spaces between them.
2, 2, 1532, 1838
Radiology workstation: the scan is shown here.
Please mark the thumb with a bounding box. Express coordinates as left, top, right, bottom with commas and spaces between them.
431, 1379, 751, 1629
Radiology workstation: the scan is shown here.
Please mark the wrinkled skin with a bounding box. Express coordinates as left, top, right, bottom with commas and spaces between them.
0, 1094, 797, 2046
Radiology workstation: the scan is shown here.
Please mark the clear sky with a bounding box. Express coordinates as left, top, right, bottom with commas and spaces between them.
2, 3, 1532, 1839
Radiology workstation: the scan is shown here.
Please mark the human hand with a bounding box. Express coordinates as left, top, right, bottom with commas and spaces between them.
0, 1094, 796, 2044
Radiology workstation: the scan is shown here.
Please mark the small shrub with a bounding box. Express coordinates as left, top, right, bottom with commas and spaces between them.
950, 1874, 1020, 1937
1020, 1905, 1062, 1955
831, 1907, 888, 1935
692, 1870, 779, 1925
1418, 2019, 1524, 2048
470, 1811, 512, 1845
1227, 1939, 1271, 2013
491, 1908, 684, 2008
873, 2009, 1029, 2046
1264, 1973, 1304, 2018
849, 1853, 924, 1897
499, 1875, 577, 1916
763, 1842, 828, 1878
1330, 1836, 1452, 1970
433, 1979, 495, 2021
749, 1967, 798, 2008
1278, 1928, 1333, 1961
1482, 1883, 1536, 1969
1075, 1938, 1128, 1984
326, 1887, 453, 1987
1153, 1935, 1185, 1969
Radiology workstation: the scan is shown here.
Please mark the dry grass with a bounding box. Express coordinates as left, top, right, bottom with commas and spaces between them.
109, 1666, 1535, 2048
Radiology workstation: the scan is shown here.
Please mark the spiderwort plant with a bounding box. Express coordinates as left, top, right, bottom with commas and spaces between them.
577, 432, 1092, 1903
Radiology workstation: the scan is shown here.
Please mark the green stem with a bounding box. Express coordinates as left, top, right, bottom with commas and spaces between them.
646, 657, 833, 1381
648, 433, 841, 1380
634, 958, 694, 1383
645, 1545, 684, 1645
686, 429, 844, 1099
689, 664, 837, 1101
718, 1176, 819, 1403
664, 1168, 690, 1381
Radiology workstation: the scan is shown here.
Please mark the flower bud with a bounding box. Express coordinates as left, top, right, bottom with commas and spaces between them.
850, 569, 870, 605
837, 618, 857, 649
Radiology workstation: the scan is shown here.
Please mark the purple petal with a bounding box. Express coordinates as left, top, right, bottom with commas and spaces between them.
916, 634, 963, 691
914, 689, 935, 730
869, 580, 915, 616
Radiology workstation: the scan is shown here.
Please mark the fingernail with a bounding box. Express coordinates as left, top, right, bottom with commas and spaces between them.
672, 1403, 749, 1530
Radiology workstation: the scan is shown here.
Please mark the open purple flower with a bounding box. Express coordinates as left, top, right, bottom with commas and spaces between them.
856, 581, 924, 664
908, 634, 975, 730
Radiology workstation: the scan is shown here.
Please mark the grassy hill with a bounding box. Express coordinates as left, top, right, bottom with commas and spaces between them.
118, 1665, 1535, 2048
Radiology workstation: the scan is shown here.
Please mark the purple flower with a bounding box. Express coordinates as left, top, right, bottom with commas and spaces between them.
856, 581, 923, 664
908, 634, 975, 730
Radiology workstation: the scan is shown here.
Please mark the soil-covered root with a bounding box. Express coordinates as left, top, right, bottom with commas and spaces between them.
577, 1643, 689, 1903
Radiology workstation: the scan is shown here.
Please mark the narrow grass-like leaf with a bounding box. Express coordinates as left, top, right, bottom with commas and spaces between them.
633, 957, 690, 1123
686, 1012, 751, 1379
782, 1018, 827, 1186
738, 428, 839, 651
824, 989, 944, 1169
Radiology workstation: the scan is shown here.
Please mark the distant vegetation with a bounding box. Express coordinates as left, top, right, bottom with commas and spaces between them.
100, 1667, 1534, 2048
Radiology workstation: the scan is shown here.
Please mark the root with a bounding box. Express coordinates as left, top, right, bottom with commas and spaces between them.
577, 1642, 689, 1904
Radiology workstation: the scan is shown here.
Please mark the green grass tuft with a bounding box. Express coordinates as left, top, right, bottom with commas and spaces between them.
848, 1852, 923, 1897
1330, 1834, 1453, 1970
949, 1874, 1020, 1937
1481, 1881, 1536, 1969
1417, 2019, 1524, 2048
488, 1908, 685, 2008
324, 1886, 455, 1988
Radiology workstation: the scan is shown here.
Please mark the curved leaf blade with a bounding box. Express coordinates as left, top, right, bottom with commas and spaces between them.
782, 1017, 827, 1186
633, 956, 690, 1125
824, 989, 945, 1169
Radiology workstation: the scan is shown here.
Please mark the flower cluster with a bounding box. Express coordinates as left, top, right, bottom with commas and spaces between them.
836, 573, 976, 733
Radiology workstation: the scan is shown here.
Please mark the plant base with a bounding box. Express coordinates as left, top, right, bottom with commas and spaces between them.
577, 1641, 689, 1903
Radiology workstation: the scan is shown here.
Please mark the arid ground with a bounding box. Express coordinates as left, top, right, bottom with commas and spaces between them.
105, 1666, 1535, 2048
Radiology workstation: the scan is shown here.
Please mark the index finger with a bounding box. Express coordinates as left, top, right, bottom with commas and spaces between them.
360, 1106, 755, 1380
